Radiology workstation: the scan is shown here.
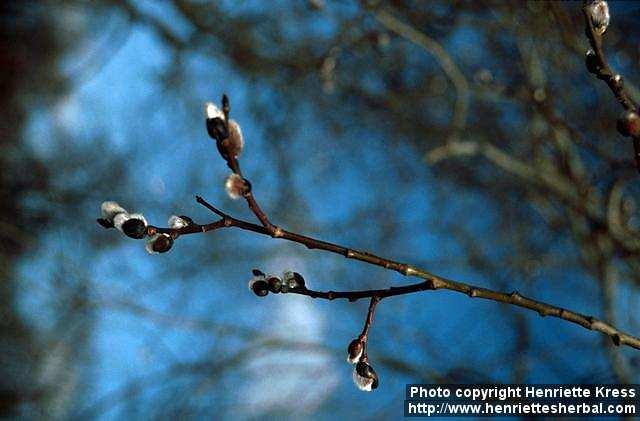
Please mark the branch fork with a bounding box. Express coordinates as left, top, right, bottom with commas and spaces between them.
98, 91, 640, 392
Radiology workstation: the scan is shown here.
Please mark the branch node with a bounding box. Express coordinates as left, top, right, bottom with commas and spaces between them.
403, 265, 417, 276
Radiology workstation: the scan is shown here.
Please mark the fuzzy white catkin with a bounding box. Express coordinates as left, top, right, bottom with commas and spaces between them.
225, 173, 245, 200
112, 212, 130, 231
204, 102, 224, 120
227, 119, 244, 156
168, 215, 189, 229
589, 0, 610, 35
352, 370, 374, 392
101, 201, 127, 220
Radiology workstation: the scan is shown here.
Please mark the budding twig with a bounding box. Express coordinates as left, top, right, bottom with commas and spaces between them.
215, 97, 280, 235
581, 0, 640, 172
230, 156, 279, 235
137, 194, 640, 351
99, 89, 640, 394
346, 296, 381, 391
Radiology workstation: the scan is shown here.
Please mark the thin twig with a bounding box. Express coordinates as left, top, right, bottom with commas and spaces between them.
374, 9, 469, 146
581, 4, 635, 111
581, 1, 640, 172
359, 296, 380, 342
220, 100, 280, 235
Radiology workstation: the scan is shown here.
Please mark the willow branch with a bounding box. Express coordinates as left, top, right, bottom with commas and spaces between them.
219, 98, 279, 235
142, 195, 640, 351
582, 4, 636, 111
101, 90, 640, 354
581, 1, 640, 172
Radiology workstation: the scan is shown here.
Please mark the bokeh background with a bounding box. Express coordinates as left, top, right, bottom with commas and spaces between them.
3, 0, 640, 419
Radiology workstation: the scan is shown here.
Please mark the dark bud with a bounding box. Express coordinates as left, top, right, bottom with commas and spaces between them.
585, 49, 600, 75
252, 269, 265, 277
267, 276, 282, 293
251, 279, 269, 297
355, 361, 379, 390
96, 218, 114, 229
347, 338, 364, 364
617, 110, 640, 137
293, 272, 306, 288
206, 117, 228, 144
122, 218, 147, 239
151, 234, 173, 253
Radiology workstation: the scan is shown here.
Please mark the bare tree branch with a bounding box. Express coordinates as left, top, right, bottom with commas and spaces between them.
113, 180, 640, 352
582, 0, 640, 171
